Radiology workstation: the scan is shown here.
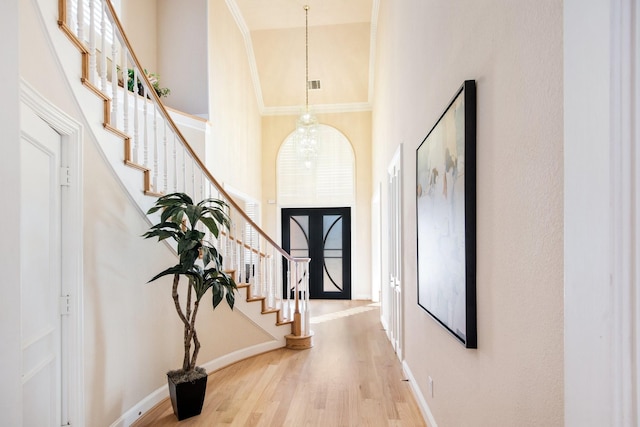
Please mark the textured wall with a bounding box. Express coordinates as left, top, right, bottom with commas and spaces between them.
372, 1, 564, 425
206, 0, 263, 199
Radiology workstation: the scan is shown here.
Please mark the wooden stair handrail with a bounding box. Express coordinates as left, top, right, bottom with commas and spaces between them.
57, 0, 304, 264
57, 0, 313, 344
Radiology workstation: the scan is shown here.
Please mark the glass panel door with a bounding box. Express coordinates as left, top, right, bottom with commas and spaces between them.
282, 207, 351, 299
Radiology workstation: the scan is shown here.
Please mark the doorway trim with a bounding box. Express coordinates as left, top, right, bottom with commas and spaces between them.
21, 79, 85, 427
387, 144, 403, 360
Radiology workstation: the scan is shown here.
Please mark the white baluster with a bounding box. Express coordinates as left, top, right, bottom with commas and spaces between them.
191, 159, 196, 199
256, 234, 262, 297
285, 266, 291, 319
269, 248, 275, 308
66, 0, 75, 36
133, 67, 139, 164
110, 35, 118, 127
143, 82, 148, 167
182, 147, 187, 194
88, 0, 96, 83
122, 53, 129, 136
232, 222, 238, 279
163, 123, 168, 193
200, 171, 205, 203
238, 222, 243, 284
152, 106, 158, 192
77, 0, 84, 42
173, 134, 178, 192
265, 247, 271, 308
304, 261, 310, 335
100, 2, 107, 91
249, 223, 255, 292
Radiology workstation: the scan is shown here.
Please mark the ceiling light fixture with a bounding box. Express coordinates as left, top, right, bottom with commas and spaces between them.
295, 4, 319, 169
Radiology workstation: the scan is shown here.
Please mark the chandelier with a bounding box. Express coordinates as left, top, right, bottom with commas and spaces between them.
295, 5, 319, 169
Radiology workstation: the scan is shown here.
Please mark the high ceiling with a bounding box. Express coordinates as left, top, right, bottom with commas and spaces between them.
232, 0, 375, 114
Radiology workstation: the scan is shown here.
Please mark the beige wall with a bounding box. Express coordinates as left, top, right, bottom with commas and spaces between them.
120, 0, 158, 72
373, 1, 563, 425
207, 0, 263, 201
262, 111, 372, 299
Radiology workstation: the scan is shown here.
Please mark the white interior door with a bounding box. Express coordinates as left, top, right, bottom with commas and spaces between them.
387, 146, 403, 360
20, 105, 64, 427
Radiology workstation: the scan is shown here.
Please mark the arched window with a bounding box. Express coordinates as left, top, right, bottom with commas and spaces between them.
277, 124, 355, 207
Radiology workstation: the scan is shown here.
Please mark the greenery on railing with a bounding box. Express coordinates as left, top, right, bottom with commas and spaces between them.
118, 66, 171, 98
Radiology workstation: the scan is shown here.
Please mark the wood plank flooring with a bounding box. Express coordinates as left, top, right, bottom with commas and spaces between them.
133, 300, 427, 427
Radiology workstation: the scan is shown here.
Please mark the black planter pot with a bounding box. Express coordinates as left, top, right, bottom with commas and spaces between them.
167, 373, 208, 421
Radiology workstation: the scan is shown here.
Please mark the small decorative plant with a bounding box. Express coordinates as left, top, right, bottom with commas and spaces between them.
143, 193, 237, 383
119, 67, 171, 98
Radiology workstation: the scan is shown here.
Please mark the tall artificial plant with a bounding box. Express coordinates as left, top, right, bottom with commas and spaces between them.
143, 193, 237, 377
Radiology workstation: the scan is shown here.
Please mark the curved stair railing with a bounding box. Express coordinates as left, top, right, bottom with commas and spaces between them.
57, 0, 312, 347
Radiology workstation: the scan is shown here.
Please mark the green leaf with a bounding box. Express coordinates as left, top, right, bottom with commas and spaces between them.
148, 266, 182, 283
161, 206, 185, 225
185, 205, 202, 230
225, 288, 235, 309
179, 247, 199, 269
146, 205, 163, 215
200, 246, 212, 268
177, 236, 198, 255
212, 283, 224, 308
199, 216, 220, 238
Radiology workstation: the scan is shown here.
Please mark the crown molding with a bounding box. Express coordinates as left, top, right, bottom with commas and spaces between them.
368, 0, 380, 104
225, 0, 265, 112
226, 0, 378, 116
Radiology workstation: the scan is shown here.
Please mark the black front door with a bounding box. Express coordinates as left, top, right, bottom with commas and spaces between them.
282, 207, 351, 299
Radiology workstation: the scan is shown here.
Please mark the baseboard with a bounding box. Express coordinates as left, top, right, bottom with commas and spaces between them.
380, 314, 389, 332
110, 340, 284, 427
402, 360, 438, 427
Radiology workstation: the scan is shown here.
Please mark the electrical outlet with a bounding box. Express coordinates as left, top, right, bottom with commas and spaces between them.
428, 376, 434, 398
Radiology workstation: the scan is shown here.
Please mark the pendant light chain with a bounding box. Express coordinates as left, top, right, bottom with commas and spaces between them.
305, 5, 309, 112
295, 4, 319, 169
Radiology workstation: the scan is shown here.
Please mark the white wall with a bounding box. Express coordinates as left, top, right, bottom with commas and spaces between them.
373, 1, 563, 425
0, 0, 22, 425
564, 1, 612, 424
157, 0, 209, 116
565, 1, 640, 425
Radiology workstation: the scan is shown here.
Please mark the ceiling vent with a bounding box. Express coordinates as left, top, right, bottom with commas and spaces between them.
307, 80, 322, 90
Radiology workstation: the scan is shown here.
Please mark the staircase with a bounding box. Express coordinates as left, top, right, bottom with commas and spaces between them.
56, 0, 313, 350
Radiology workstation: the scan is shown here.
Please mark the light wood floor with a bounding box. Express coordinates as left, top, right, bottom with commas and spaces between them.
133, 300, 427, 427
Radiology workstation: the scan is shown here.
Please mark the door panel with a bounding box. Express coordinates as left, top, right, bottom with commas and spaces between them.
20, 105, 62, 426
387, 146, 403, 359
283, 208, 351, 299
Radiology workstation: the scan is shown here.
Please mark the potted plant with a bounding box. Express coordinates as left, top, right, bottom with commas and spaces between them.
128, 68, 171, 98
117, 66, 171, 98
142, 193, 237, 420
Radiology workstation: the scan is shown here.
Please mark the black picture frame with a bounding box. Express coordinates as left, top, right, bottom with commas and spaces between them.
416, 80, 477, 348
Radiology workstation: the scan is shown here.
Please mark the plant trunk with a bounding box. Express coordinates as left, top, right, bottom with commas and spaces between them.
188, 300, 201, 370
171, 274, 193, 372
